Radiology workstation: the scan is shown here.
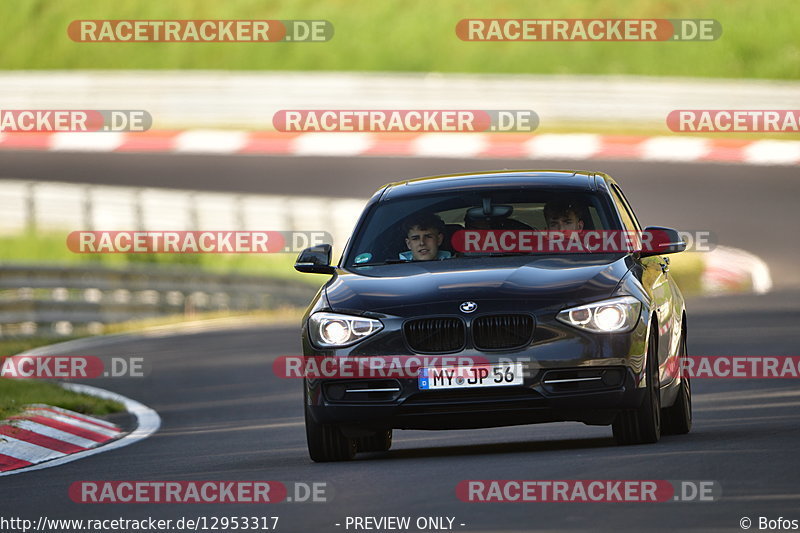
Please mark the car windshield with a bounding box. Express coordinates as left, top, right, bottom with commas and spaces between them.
345, 187, 621, 267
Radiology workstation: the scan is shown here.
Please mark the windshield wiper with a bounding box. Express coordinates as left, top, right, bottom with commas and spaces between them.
351, 259, 409, 267
461, 252, 534, 257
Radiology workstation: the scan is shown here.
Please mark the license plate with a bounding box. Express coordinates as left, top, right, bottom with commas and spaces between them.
418, 362, 524, 390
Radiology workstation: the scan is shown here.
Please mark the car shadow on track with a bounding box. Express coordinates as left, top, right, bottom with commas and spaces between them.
363, 436, 617, 461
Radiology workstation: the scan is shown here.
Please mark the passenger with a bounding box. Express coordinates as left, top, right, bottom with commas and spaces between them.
543, 198, 585, 231
399, 213, 452, 261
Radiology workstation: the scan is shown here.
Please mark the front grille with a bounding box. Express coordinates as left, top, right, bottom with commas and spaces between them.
404, 317, 465, 353
472, 314, 534, 350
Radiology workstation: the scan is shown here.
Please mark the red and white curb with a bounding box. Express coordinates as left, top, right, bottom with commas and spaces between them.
0, 383, 160, 476
0, 130, 798, 165
0, 404, 121, 472
702, 245, 773, 295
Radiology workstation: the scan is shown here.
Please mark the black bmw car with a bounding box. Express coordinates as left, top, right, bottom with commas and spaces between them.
294, 170, 692, 462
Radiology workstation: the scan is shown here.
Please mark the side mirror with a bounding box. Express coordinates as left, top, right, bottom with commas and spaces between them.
640, 226, 687, 257
294, 244, 336, 274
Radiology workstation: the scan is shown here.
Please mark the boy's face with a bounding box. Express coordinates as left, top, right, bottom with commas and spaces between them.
406, 226, 443, 260
546, 211, 584, 231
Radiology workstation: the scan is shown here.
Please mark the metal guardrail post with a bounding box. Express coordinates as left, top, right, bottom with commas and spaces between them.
25, 182, 36, 233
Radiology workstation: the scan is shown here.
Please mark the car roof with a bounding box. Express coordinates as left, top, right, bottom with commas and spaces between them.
377, 170, 614, 200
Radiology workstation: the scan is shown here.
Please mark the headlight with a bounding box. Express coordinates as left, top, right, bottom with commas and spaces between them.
556, 296, 642, 333
308, 312, 383, 348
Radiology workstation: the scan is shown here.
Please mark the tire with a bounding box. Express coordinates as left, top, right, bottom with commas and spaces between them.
304, 403, 357, 462
613, 325, 662, 445
662, 329, 692, 435
356, 430, 393, 453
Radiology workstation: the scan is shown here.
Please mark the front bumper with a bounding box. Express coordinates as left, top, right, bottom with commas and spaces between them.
302, 302, 652, 431
305, 364, 645, 430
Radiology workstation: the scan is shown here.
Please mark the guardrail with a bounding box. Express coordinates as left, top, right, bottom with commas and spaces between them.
0, 178, 366, 251
0, 264, 318, 338
0, 178, 364, 337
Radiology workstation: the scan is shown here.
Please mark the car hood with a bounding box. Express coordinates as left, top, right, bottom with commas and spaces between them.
326, 255, 633, 317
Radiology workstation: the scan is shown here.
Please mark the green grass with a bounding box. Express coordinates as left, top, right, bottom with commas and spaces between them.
0, 378, 124, 419
0, 339, 124, 418
667, 251, 705, 295
0, 0, 797, 79
0, 232, 323, 287
0, 337, 85, 359
102, 308, 304, 334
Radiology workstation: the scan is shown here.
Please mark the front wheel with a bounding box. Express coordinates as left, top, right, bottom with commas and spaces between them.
662, 329, 692, 435
305, 404, 357, 462
613, 326, 662, 445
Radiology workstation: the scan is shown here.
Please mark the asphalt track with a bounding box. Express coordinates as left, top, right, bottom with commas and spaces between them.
1, 152, 799, 532
2, 290, 800, 532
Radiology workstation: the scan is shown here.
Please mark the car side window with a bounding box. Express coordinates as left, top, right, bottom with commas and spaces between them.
609, 185, 639, 232
612, 185, 642, 231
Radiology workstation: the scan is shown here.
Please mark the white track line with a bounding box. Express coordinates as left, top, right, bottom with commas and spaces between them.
292, 132, 373, 156
412, 133, 488, 158
173, 130, 248, 153
50, 132, 125, 152
743, 140, 800, 165
640, 136, 710, 161
525, 134, 601, 159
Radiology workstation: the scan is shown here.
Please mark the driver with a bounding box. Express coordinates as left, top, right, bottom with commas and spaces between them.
543, 198, 586, 231
399, 213, 452, 261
